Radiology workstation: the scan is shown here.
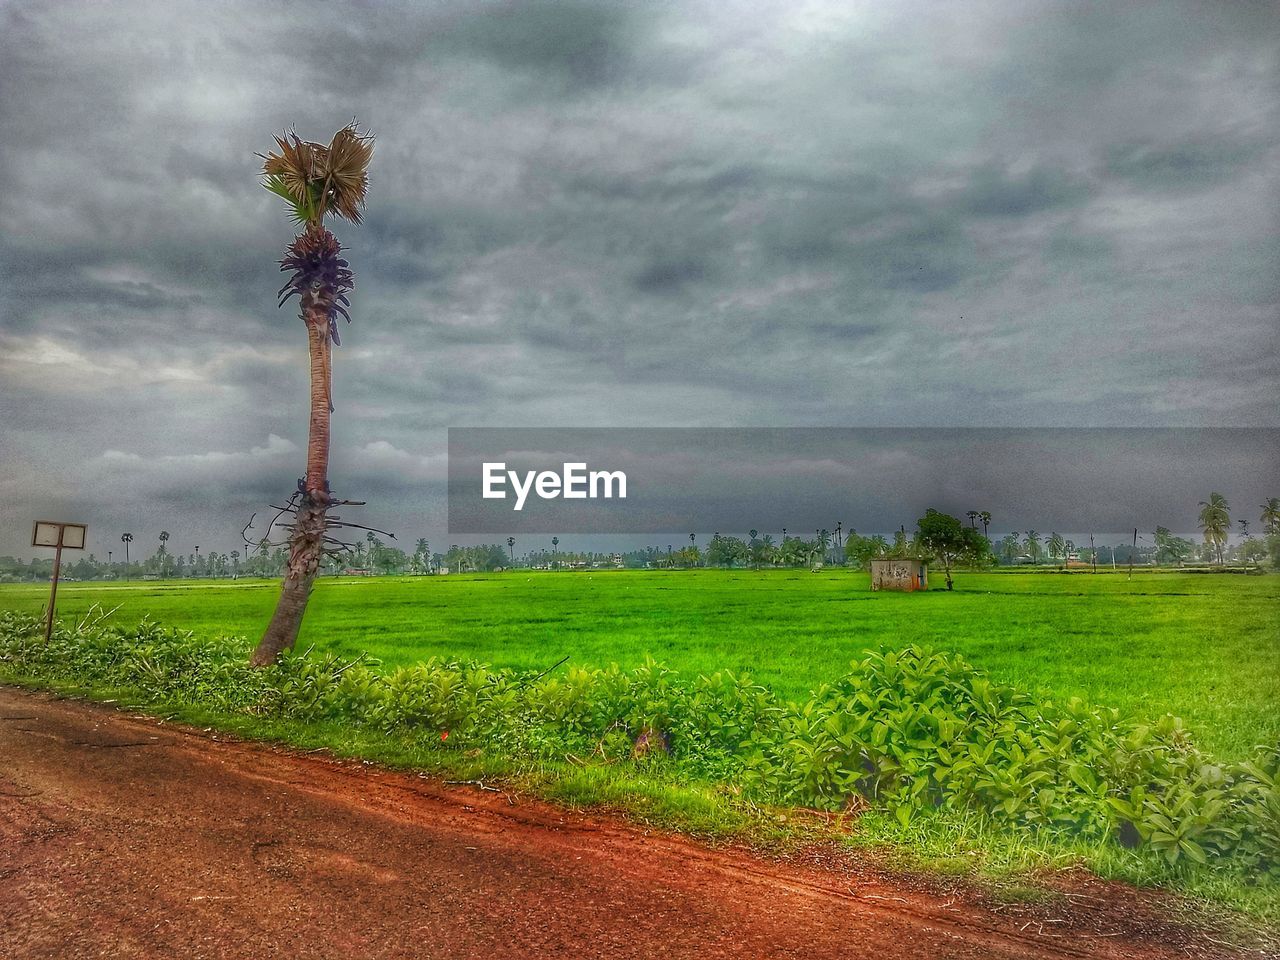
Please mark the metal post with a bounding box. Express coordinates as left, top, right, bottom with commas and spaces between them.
45, 533, 63, 644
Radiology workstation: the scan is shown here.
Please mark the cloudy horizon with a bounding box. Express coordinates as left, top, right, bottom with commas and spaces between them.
2, 0, 1277, 559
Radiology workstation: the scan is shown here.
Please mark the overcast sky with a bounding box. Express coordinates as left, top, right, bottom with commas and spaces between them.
1, 0, 1277, 558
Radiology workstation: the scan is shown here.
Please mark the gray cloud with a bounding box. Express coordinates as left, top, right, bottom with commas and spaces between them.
1, 0, 1277, 557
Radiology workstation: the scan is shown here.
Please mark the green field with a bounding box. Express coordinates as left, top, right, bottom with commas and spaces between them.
2, 569, 1276, 759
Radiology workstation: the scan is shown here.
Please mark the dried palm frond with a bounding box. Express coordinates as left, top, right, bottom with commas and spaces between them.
259, 123, 373, 227
320, 124, 374, 224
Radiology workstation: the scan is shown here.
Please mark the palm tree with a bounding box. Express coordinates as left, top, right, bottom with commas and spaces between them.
1048, 532, 1066, 567
230, 550, 240, 577
978, 511, 991, 538
1198, 493, 1230, 565
1261, 498, 1280, 535
966, 511, 978, 529
251, 123, 375, 667
551, 536, 559, 569
120, 533, 132, 579
507, 536, 515, 565
1023, 530, 1041, 564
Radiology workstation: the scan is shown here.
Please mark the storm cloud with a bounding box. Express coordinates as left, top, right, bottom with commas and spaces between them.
1, 0, 1277, 556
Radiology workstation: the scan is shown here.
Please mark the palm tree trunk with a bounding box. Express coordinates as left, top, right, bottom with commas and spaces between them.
252, 298, 332, 667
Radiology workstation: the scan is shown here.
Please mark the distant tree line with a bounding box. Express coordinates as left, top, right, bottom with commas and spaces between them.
5, 494, 1277, 583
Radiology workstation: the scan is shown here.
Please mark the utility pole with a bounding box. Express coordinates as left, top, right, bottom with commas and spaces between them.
1128, 528, 1137, 581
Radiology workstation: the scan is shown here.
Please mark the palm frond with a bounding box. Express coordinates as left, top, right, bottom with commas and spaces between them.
262, 174, 317, 225
320, 124, 374, 224
258, 124, 373, 227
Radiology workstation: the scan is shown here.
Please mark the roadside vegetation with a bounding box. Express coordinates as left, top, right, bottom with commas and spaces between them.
1, 594, 1277, 925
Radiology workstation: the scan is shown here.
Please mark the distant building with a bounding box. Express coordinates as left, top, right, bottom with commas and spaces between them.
869, 558, 928, 592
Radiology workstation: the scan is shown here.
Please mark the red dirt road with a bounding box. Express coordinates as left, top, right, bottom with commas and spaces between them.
0, 687, 1267, 959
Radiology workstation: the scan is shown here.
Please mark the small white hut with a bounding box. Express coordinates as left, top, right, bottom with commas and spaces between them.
869, 558, 928, 592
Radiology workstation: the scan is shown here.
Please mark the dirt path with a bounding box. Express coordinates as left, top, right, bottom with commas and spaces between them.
0, 687, 1267, 960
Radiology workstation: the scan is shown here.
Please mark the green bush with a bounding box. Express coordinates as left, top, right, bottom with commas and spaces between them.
1, 610, 1275, 881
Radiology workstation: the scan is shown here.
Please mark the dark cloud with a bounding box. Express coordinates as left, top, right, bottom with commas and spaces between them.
1105, 140, 1267, 192
439, 1, 644, 89
632, 257, 710, 294
963, 166, 1087, 217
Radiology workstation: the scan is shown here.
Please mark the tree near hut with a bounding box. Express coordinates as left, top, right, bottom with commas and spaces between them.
250, 123, 375, 667
917, 509, 991, 591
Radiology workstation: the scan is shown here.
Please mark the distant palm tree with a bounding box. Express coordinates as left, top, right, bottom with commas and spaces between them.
966, 511, 978, 529
120, 533, 133, 577
1048, 532, 1066, 567
1261, 498, 1280, 535
1198, 493, 1230, 564
1023, 530, 1041, 563
817, 528, 830, 563
978, 511, 991, 538
230, 550, 240, 576
507, 536, 515, 564
552, 536, 559, 569
252, 122, 375, 667
157, 530, 171, 578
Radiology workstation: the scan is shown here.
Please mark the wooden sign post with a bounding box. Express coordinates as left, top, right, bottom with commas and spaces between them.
32, 521, 87, 643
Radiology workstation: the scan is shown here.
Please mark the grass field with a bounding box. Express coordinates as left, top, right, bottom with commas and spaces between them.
2, 569, 1275, 760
